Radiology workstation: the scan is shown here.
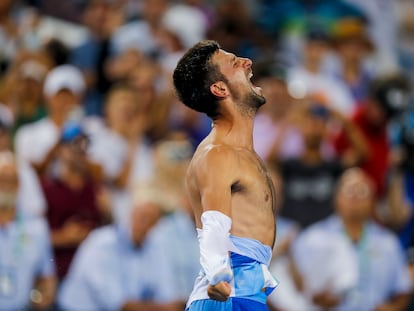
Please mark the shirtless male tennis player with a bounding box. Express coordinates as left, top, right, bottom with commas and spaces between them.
173, 40, 279, 311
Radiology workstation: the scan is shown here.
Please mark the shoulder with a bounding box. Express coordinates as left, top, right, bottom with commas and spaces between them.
366, 222, 402, 249
190, 144, 240, 176
21, 217, 50, 239
15, 118, 48, 139
79, 226, 118, 255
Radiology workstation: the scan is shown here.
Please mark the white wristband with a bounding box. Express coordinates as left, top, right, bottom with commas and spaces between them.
199, 210, 234, 285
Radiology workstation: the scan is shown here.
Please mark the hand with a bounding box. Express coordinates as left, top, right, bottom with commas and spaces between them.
61, 221, 92, 245
374, 302, 400, 311
312, 291, 341, 308
207, 281, 231, 301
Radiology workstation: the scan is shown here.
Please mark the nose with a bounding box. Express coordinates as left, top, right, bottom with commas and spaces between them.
242, 58, 252, 68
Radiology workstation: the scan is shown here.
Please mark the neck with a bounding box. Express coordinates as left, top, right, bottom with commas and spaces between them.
49, 114, 67, 128
212, 107, 255, 148
302, 147, 322, 165
60, 165, 86, 190
343, 61, 360, 83
305, 61, 320, 74
0, 210, 15, 227
343, 218, 365, 243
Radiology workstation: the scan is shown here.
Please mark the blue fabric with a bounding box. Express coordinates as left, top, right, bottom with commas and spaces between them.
230, 236, 272, 266
187, 297, 268, 311
58, 225, 178, 311
229, 253, 268, 303
317, 216, 412, 311
0, 217, 55, 310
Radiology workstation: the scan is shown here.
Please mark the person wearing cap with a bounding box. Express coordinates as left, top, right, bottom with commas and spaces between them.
330, 17, 375, 104
14, 64, 87, 218
9, 59, 49, 134
0, 151, 57, 311
58, 186, 184, 311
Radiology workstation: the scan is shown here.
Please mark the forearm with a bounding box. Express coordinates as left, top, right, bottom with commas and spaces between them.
341, 120, 368, 166
32, 143, 60, 176
386, 171, 412, 227
375, 294, 411, 311
112, 146, 135, 188
31, 276, 57, 310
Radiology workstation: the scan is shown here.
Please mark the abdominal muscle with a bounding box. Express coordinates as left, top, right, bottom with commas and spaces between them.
230, 199, 276, 248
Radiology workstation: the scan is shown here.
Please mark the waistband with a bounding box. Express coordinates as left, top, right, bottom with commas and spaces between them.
229, 235, 273, 266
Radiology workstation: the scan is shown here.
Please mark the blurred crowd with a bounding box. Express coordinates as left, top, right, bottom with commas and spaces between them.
0, 0, 413, 310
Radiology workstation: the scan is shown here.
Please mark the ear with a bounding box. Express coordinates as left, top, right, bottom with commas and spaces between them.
210, 81, 229, 98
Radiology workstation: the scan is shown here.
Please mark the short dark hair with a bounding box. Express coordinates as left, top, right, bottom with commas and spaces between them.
173, 40, 226, 119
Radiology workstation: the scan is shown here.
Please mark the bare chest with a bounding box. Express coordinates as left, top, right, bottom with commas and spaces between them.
231, 152, 275, 210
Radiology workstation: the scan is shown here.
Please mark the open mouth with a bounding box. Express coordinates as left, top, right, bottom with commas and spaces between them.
248, 71, 262, 95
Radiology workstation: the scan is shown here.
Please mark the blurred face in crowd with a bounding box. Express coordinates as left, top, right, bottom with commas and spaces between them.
17, 60, 47, 101
336, 38, 371, 66
127, 62, 157, 110
365, 100, 388, 128
0, 0, 13, 16
259, 77, 292, 118
0, 153, 18, 225
335, 168, 374, 223
130, 202, 163, 247
18, 76, 43, 102
59, 135, 90, 175
47, 89, 79, 120
0, 127, 10, 151
304, 39, 329, 69
301, 105, 329, 150
141, 0, 168, 26
83, 0, 110, 36
106, 88, 140, 134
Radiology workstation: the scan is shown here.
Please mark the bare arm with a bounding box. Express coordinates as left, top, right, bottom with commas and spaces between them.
374, 293, 411, 311
191, 146, 239, 301
384, 171, 412, 228
330, 109, 368, 167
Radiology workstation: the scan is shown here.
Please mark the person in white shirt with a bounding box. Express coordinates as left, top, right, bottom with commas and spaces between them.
14, 64, 87, 218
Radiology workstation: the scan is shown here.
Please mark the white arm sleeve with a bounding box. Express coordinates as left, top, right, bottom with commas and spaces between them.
199, 210, 234, 285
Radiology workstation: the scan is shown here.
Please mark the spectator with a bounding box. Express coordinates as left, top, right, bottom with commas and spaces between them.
70, 0, 115, 116
334, 74, 411, 198
58, 189, 184, 311
253, 72, 304, 162
0, 0, 19, 74
292, 168, 412, 311
7, 59, 49, 134
110, 0, 169, 59
287, 26, 356, 115
0, 151, 57, 310
138, 135, 200, 301
89, 83, 154, 222
273, 100, 367, 229
14, 64, 87, 217
267, 167, 304, 311
39, 123, 105, 280
330, 17, 375, 103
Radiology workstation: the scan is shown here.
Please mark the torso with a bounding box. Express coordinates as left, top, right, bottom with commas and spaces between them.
187, 138, 276, 248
